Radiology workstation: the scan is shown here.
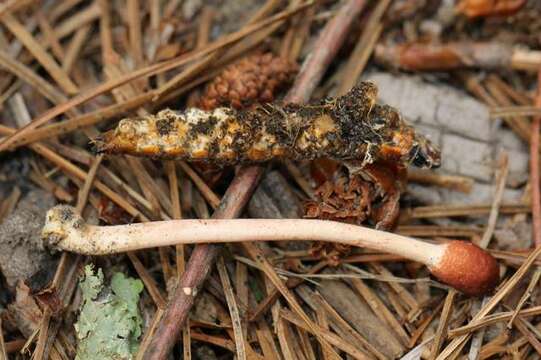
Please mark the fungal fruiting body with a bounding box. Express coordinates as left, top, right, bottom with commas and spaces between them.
42, 205, 498, 296
93, 83, 440, 169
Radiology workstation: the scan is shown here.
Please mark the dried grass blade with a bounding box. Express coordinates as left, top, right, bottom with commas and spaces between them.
241, 242, 341, 360
52, 2, 100, 40
508, 267, 541, 327
370, 263, 419, 312
348, 275, 410, 347
0, 186, 21, 223
235, 261, 248, 339
513, 317, 541, 355
0, 50, 67, 105
0, 0, 36, 19
75, 154, 103, 213
165, 161, 191, 359
255, 320, 281, 360
178, 161, 220, 209
14, 91, 154, 148
479, 152, 509, 248
217, 257, 247, 360
485, 76, 531, 142
2, 13, 78, 94
276, 318, 298, 360
408, 300, 444, 348
429, 290, 456, 359
407, 203, 529, 219
407, 169, 474, 193
490, 106, 541, 118
0, 317, 7, 360
48, 0, 85, 22
281, 308, 369, 359
28, 169, 73, 202
127, 252, 167, 309
135, 309, 165, 360
62, 25, 91, 74
189, 332, 236, 352
36, 11, 64, 60
449, 306, 541, 337
127, 0, 143, 66
0, 124, 144, 218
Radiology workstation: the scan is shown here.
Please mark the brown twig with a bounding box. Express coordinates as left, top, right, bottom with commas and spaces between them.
407, 169, 474, 193
375, 42, 541, 72
337, 0, 389, 95
405, 203, 529, 220
286, 0, 368, 104
531, 69, 541, 247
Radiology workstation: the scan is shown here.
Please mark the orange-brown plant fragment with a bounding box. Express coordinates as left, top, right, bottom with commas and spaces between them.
304, 161, 405, 262
305, 162, 405, 230
456, 0, 526, 18
375, 42, 514, 71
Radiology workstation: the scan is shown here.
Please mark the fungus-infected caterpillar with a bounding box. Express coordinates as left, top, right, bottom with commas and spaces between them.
93, 83, 440, 169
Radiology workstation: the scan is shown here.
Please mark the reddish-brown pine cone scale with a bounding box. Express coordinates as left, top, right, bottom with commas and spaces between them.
200, 53, 297, 110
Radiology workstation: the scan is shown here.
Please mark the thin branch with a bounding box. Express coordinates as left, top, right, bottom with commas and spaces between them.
531, 69, 541, 247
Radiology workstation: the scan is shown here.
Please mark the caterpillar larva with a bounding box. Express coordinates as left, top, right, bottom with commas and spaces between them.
93, 82, 440, 169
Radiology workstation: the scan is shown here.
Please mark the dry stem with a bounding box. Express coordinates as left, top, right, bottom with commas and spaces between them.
531, 69, 541, 247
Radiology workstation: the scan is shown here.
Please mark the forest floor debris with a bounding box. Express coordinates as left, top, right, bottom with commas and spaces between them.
1, 0, 541, 359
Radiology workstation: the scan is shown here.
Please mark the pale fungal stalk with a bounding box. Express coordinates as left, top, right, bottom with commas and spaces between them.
42, 205, 499, 296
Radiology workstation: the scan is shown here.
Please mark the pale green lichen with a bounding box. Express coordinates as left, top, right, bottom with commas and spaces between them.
74, 265, 144, 360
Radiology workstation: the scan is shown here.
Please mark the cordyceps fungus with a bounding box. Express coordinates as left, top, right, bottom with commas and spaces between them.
91, 82, 441, 170
42, 205, 499, 296
64, 81, 501, 296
